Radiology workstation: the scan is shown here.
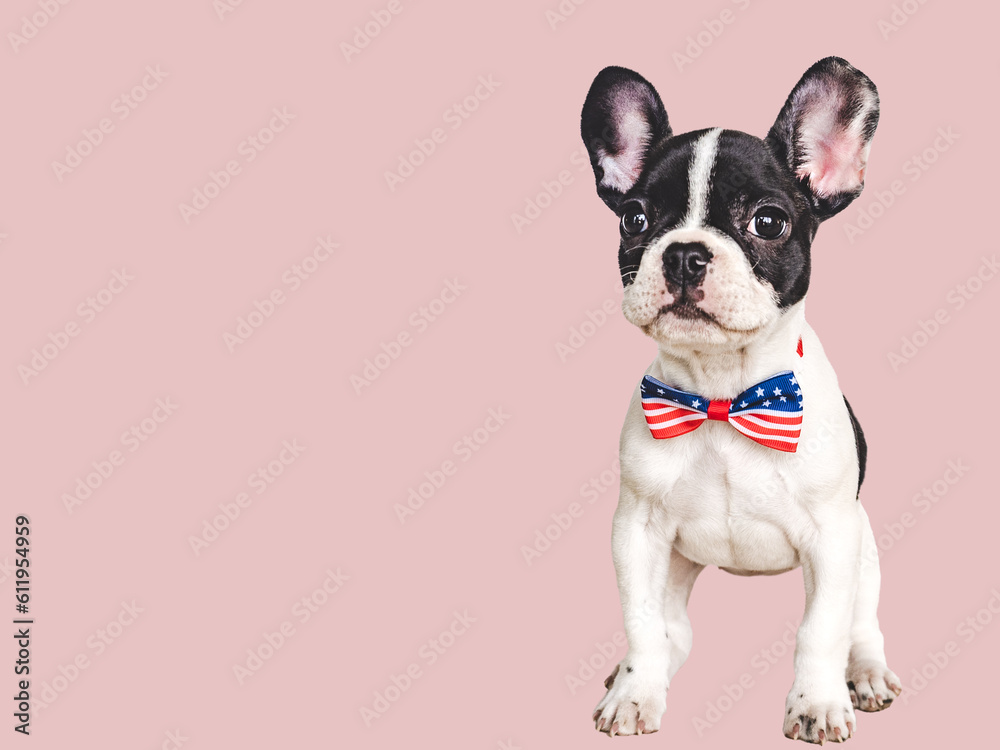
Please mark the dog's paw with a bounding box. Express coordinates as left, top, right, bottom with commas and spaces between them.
593, 659, 667, 736
783, 688, 856, 744
847, 660, 901, 712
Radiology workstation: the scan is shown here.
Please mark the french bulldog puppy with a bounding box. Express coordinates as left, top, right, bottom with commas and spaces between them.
581, 58, 900, 743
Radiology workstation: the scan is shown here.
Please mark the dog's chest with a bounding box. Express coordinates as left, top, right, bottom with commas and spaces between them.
638, 426, 807, 572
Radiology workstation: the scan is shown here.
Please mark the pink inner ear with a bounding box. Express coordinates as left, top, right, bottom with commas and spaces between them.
794, 82, 875, 199
796, 130, 867, 198
598, 108, 652, 193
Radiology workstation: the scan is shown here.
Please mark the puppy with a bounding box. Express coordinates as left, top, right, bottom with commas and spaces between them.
581, 58, 899, 743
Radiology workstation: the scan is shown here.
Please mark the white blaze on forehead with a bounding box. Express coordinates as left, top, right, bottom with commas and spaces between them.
682, 127, 722, 228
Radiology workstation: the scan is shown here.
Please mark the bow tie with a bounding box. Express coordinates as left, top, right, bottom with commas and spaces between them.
640, 371, 803, 452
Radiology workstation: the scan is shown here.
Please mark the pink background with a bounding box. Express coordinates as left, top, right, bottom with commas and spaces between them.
3, 0, 998, 747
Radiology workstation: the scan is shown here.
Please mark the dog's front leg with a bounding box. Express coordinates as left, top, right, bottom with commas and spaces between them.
784, 504, 861, 744
593, 485, 673, 736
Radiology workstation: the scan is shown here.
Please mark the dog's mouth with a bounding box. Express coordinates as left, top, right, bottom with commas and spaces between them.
656, 302, 767, 336
661, 301, 711, 321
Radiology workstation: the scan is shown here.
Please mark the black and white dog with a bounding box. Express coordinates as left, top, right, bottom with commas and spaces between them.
582, 58, 899, 743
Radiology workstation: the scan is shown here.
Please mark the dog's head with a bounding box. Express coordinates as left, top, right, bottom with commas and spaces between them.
581, 57, 878, 349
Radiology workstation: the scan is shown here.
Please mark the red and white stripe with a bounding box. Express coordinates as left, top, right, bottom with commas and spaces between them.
642, 400, 802, 452
728, 407, 802, 452
641, 398, 706, 439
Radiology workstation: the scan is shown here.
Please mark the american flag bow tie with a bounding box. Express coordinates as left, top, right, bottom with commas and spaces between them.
640, 371, 803, 452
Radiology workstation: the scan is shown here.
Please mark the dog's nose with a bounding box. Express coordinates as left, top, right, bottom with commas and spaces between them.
662, 242, 712, 287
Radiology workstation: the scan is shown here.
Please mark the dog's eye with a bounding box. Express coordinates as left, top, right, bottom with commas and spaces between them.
620, 203, 648, 236
748, 207, 788, 239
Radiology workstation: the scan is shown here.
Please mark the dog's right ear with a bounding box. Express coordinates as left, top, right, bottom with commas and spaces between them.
581, 67, 670, 211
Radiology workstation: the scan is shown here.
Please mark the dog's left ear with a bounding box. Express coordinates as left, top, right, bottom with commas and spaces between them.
766, 57, 879, 219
